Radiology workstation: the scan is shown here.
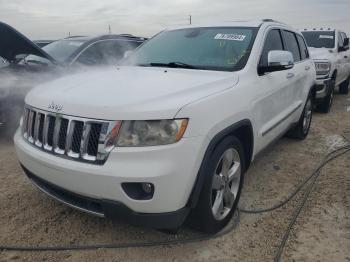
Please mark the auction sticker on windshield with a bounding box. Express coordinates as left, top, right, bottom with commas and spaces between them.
319, 35, 334, 39
214, 33, 246, 41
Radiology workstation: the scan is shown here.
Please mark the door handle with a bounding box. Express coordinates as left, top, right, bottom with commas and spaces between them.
305, 66, 311, 71
286, 73, 295, 79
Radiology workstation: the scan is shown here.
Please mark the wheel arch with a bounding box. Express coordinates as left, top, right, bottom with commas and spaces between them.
186, 119, 254, 208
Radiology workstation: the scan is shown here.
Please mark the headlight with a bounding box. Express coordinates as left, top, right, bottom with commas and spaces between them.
116, 119, 188, 147
315, 61, 331, 77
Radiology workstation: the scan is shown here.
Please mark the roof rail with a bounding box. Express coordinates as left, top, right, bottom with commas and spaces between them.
262, 19, 286, 25
64, 35, 87, 39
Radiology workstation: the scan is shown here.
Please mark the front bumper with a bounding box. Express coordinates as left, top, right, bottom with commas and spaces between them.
14, 129, 208, 224
315, 78, 332, 100
22, 167, 189, 229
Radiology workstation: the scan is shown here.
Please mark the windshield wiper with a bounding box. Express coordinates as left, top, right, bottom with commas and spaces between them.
138, 62, 197, 69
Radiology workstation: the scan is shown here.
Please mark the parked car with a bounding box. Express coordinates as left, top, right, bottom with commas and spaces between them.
33, 40, 55, 48
301, 28, 350, 113
0, 21, 146, 132
14, 19, 316, 233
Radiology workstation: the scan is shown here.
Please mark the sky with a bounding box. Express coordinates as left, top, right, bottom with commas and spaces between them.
0, 0, 350, 40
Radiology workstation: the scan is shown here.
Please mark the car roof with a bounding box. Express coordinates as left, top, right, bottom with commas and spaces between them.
63, 34, 146, 43
165, 19, 290, 31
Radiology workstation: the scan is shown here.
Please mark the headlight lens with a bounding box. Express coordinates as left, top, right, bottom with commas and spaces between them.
315, 61, 331, 77
116, 119, 188, 147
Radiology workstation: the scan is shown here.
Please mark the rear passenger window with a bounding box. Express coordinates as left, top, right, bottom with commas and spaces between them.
338, 32, 344, 48
259, 29, 284, 68
282, 31, 301, 62
296, 35, 309, 60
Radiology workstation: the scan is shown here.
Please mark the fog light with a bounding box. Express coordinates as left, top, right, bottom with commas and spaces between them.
142, 183, 153, 194
122, 182, 154, 200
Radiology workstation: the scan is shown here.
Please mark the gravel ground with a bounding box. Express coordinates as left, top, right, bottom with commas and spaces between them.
0, 93, 349, 262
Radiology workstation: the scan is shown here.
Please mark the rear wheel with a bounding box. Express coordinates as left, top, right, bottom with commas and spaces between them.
339, 78, 349, 95
189, 136, 245, 234
287, 94, 313, 140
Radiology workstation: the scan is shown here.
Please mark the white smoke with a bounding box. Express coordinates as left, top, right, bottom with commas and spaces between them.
0, 57, 133, 139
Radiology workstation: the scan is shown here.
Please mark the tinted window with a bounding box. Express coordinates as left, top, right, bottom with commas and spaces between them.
296, 35, 309, 60
76, 40, 141, 66
129, 27, 258, 72
42, 40, 85, 62
301, 31, 335, 49
338, 32, 344, 48
259, 29, 283, 67
75, 43, 104, 66
24, 39, 85, 64
282, 31, 301, 62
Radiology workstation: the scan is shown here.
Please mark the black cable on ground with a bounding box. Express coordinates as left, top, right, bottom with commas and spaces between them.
0, 210, 240, 252
0, 145, 348, 253
239, 144, 350, 214
274, 147, 350, 262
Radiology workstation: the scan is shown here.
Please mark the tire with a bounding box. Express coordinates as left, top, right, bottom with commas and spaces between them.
316, 80, 335, 113
188, 136, 245, 234
339, 78, 349, 95
287, 94, 313, 140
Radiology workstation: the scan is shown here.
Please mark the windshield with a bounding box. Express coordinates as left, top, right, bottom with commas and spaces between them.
128, 27, 258, 72
301, 31, 335, 49
24, 39, 85, 64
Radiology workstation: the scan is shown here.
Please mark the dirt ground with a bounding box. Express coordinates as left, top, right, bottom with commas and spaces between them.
0, 93, 349, 262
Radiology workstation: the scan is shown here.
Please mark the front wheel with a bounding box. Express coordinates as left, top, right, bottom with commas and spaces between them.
316, 80, 335, 113
287, 95, 313, 140
188, 136, 245, 234
339, 78, 349, 95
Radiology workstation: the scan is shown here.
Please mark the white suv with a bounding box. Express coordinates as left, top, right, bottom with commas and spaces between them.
14, 20, 316, 233
302, 28, 350, 112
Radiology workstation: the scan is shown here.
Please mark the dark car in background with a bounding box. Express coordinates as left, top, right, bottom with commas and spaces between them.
0, 21, 146, 135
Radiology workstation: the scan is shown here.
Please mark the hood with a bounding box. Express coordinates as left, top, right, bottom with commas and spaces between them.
26, 66, 239, 120
0, 21, 56, 63
308, 47, 332, 61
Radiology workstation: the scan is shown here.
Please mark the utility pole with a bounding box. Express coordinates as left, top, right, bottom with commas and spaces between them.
68, 32, 71, 37
189, 15, 192, 25
108, 24, 111, 34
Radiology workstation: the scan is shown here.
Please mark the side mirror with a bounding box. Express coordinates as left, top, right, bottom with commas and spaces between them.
343, 38, 349, 51
259, 50, 294, 74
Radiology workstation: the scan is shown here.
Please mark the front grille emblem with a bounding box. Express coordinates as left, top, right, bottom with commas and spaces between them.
48, 101, 63, 112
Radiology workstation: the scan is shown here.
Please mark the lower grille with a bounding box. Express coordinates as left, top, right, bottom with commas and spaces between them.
22, 106, 116, 165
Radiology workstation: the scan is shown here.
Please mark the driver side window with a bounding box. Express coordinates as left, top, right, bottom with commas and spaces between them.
75, 43, 104, 66
338, 32, 344, 49
259, 29, 284, 69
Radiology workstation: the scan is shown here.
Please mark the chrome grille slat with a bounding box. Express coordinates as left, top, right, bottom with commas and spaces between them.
22, 108, 30, 138
22, 106, 111, 165
27, 111, 35, 143
43, 114, 51, 151
53, 117, 62, 153
34, 113, 41, 146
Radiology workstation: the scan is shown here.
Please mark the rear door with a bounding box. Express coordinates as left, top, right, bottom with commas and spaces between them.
336, 31, 348, 84
281, 30, 311, 107
295, 33, 314, 104
254, 28, 302, 151
340, 32, 350, 80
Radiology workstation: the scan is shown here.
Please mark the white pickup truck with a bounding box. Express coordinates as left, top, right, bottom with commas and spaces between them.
302, 28, 350, 112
